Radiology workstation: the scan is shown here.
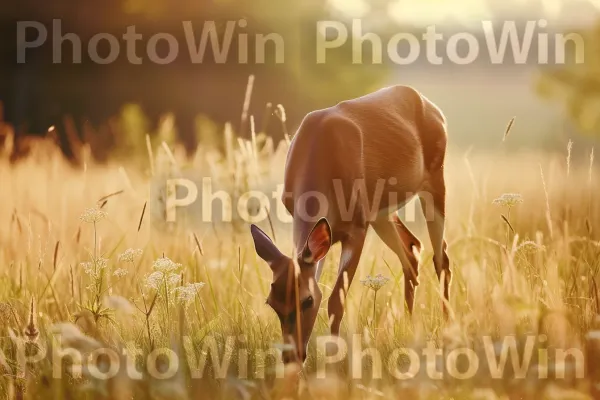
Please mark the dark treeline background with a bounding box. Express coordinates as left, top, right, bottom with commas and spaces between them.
0, 0, 599, 162
0, 0, 391, 159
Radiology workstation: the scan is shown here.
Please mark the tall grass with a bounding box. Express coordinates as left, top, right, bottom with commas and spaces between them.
0, 129, 598, 399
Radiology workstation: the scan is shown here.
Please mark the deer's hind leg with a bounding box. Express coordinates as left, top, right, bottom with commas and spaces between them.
419, 172, 451, 317
371, 214, 422, 313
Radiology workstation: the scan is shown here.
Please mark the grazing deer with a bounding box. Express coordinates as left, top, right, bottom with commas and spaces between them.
250, 85, 450, 364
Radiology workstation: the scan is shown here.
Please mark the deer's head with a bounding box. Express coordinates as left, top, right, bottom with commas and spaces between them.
250, 219, 332, 364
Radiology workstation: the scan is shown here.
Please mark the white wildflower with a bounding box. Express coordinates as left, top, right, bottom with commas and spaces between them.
145, 270, 180, 291
167, 273, 182, 287
80, 258, 108, 276
174, 283, 205, 304
118, 248, 143, 263
360, 274, 390, 292
152, 257, 182, 273
79, 208, 107, 223
96, 258, 108, 270
492, 193, 524, 208
113, 268, 129, 278
81, 261, 94, 275
146, 271, 165, 290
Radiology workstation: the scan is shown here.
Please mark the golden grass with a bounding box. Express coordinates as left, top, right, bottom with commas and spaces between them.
0, 135, 598, 399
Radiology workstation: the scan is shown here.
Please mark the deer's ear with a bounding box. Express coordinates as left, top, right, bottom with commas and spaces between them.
251, 225, 283, 268
302, 218, 332, 264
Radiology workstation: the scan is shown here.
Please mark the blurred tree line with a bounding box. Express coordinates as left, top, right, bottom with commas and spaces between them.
537, 20, 600, 136
0, 0, 393, 162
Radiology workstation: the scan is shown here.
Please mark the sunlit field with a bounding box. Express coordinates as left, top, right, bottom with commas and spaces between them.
0, 123, 598, 399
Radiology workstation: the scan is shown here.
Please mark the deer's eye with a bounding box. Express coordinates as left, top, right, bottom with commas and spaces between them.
302, 296, 314, 310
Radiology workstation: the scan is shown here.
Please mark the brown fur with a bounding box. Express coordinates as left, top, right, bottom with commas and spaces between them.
252, 85, 451, 364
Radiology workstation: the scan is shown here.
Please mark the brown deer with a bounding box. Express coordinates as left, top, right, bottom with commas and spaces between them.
250, 85, 450, 364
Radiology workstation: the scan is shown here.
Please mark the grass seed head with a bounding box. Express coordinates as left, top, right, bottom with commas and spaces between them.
23, 297, 39, 343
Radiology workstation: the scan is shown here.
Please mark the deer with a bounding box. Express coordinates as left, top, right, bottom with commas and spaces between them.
250, 85, 450, 364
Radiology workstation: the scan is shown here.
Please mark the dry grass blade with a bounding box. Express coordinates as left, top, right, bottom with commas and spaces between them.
503, 117, 516, 142
275, 104, 289, 139
250, 115, 258, 161
591, 147, 595, 186
501, 215, 515, 233
261, 102, 273, 134
567, 140, 574, 177
97, 190, 124, 204
591, 275, 600, 314
266, 207, 277, 243
75, 226, 81, 244
161, 142, 178, 167
146, 134, 155, 176
240, 75, 255, 136
70, 265, 75, 299
53, 241, 60, 271
137, 202, 147, 232
193, 232, 204, 256
539, 164, 554, 239
147, 292, 159, 315
11, 209, 22, 235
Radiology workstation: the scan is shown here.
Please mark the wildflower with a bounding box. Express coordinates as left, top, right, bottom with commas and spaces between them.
79, 208, 107, 223
145, 271, 180, 290
174, 283, 205, 304
152, 257, 182, 273
146, 271, 165, 290
360, 274, 390, 292
113, 268, 129, 278
81, 262, 94, 275
167, 273, 181, 287
492, 193, 523, 208
118, 248, 143, 263
81, 258, 108, 274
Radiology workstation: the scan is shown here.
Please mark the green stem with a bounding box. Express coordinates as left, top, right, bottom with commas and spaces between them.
373, 291, 378, 346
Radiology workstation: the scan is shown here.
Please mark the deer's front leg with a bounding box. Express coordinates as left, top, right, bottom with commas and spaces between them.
327, 230, 367, 335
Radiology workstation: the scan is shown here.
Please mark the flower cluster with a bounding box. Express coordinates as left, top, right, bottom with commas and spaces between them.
146, 270, 181, 291
118, 248, 143, 263
360, 274, 390, 292
144, 256, 205, 306
145, 257, 183, 291
492, 193, 524, 208
79, 208, 107, 223
174, 283, 206, 304
81, 258, 108, 278
153, 257, 182, 273
113, 268, 129, 278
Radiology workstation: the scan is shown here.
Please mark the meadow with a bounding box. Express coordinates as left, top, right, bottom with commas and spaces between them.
0, 121, 598, 400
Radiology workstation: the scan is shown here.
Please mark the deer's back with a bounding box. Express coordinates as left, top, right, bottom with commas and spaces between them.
283, 86, 447, 244
285, 85, 447, 192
